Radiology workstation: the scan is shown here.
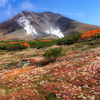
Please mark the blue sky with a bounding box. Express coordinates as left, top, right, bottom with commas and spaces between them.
0, 0, 100, 26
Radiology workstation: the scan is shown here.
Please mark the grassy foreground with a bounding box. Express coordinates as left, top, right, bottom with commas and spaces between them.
0, 38, 100, 99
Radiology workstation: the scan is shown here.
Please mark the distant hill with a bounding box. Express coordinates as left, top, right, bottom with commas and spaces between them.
0, 10, 100, 41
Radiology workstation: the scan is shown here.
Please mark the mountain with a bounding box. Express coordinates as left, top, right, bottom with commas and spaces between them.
0, 10, 100, 41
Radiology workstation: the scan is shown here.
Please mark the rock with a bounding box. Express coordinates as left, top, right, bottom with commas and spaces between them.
17, 60, 30, 68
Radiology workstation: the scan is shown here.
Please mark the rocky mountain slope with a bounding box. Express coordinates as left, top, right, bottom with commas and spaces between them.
0, 10, 100, 40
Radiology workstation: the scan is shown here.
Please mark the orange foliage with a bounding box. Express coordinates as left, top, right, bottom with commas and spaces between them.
8, 42, 17, 44
4, 67, 32, 80
40, 40, 51, 41
0, 43, 3, 46
8, 42, 30, 48
21, 43, 30, 48
78, 28, 100, 41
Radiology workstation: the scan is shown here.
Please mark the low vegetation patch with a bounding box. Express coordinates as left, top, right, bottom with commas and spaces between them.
43, 47, 62, 61
45, 92, 58, 100
5, 61, 19, 69
0, 31, 100, 52
0, 43, 29, 51
78, 28, 100, 41
27, 40, 57, 49
57, 33, 82, 45
0, 37, 100, 99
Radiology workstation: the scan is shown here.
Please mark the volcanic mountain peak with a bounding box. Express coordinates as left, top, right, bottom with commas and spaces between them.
0, 10, 100, 40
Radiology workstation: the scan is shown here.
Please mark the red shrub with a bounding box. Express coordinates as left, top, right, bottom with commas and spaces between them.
22, 43, 30, 48
8, 42, 17, 44
78, 28, 100, 41
20, 43, 30, 48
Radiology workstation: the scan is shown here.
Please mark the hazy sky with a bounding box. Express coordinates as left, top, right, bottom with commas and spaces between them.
0, 0, 100, 26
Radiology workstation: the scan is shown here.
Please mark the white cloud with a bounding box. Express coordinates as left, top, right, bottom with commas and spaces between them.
0, 0, 8, 7
14, 11, 18, 14
78, 13, 84, 16
21, 1, 35, 10
63, 12, 84, 16
52, 10, 59, 13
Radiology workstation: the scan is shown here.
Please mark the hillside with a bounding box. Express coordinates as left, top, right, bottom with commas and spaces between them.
0, 10, 100, 40
0, 39, 100, 99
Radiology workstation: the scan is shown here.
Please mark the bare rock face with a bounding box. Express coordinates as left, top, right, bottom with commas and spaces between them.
0, 10, 100, 40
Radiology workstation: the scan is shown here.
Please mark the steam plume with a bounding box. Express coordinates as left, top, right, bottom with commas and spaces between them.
45, 27, 64, 38
16, 14, 37, 35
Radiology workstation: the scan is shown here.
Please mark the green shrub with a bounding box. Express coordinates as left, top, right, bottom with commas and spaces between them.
26, 41, 36, 48
0, 40, 57, 51
0, 43, 28, 51
57, 33, 82, 45
0, 50, 5, 55
94, 33, 100, 38
45, 92, 58, 100
0, 44, 8, 50
43, 47, 62, 61
27, 40, 57, 49
8, 43, 28, 51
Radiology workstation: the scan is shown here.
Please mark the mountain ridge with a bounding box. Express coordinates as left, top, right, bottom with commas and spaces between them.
0, 10, 100, 40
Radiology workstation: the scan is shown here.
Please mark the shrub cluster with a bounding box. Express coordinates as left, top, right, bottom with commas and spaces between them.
45, 92, 58, 100
84, 39, 100, 45
27, 40, 57, 49
0, 40, 57, 51
78, 28, 100, 41
0, 42, 29, 51
94, 33, 100, 38
57, 33, 82, 45
0, 33, 83, 51
43, 47, 62, 61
